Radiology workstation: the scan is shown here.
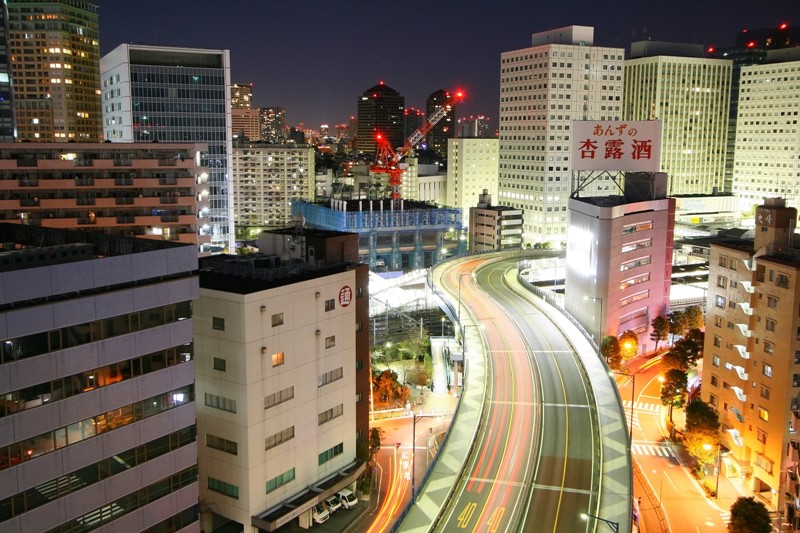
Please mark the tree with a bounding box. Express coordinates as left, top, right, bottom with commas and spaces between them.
684, 305, 705, 330
728, 496, 771, 533
369, 427, 384, 463
684, 399, 722, 469
685, 399, 720, 433
650, 315, 669, 352
619, 330, 639, 362
684, 429, 719, 468
668, 309, 689, 344
372, 369, 410, 406
660, 368, 688, 422
600, 335, 622, 370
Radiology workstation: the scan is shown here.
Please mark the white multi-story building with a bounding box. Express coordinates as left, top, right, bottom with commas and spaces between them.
447, 138, 499, 226
624, 43, 732, 196
100, 44, 234, 253
499, 25, 625, 245
231, 143, 315, 238
0, 225, 199, 532
195, 229, 370, 532
733, 53, 800, 213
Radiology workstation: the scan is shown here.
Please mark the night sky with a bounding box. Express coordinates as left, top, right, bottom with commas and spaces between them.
99, 1, 794, 129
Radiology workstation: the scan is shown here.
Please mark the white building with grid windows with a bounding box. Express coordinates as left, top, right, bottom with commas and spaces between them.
624, 46, 732, 196
498, 25, 625, 245
447, 138, 499, 227
732, 55, 800, 213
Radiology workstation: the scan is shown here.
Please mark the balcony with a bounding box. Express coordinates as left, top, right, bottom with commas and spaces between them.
74, 177, 95, 187
77, 216, 96, 225
740, 280, 755, 293
157, 159, 177, 167
737, 302, 754, 315
74, 159, 94, 167
114, 177, 134, 186
113, 159, 132, 167
115, 197, 134, 205
736, 324, 752, 337
742, 258, 756, 271
17, 178, 39, 187
16, 158, 38, 167
730, 408, 745, 423
733, 366, 748, 381
730, 386, 747, 402
733, 344, 750, 359
727, 428, 744, 446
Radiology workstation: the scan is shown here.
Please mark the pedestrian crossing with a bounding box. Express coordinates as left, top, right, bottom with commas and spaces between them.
631, 443, 675, 458
623, 400, 661, 414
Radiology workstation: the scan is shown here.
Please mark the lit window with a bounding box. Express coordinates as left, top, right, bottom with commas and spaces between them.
271, 313, 284, 327
272, 352, 284, 367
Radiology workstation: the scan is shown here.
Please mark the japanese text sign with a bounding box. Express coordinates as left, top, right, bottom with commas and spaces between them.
571, 120, 661, 172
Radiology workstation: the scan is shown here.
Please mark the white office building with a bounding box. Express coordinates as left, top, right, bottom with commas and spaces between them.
447, 138, 499, 226
499, 25, 625, 245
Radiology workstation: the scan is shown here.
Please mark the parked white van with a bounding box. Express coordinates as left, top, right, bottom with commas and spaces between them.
337, 488, 358, 510
312, 503, 329, 524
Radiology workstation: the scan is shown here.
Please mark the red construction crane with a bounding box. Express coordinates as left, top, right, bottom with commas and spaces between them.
371, 89, 465, 201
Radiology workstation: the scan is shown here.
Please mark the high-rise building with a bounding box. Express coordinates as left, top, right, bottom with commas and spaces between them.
0, 2, 15, 141
230, 82, 253, 109
195, 229, 369, 531
231, 141, 314, 237
232, 108, 261, 141
404, 107, 423, 140
7, 0, 102, 142
0, 142, 210, 250
624, 42, 732, 196
498, 26, 625, 244
100, 44, 233, 254
425, 90, 457, 158
356, 82, 404, 155
447, 138, 499, 226
700, 197, 800, 525
0, 223, 199, 532
469, 189, 523, 252
456, 115, 493, 138
732, 52, 800, 212
261, 106, 286, 143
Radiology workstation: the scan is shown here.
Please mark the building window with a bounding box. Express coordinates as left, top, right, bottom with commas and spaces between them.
265, 426, 295, 450
356, 321, 363, 332
325, 335, 336, 349
620, 256, 651, 271
318, 403, 344, 425
622, 221, 652, 234
777, 273, 790, 289
266, 468, 296, 494
793, 374, 800, 387
716, 275, 727, 288
767, 295, 778, 309
762, 363, 773, 378
758, 407, 769, 421
765, 319, 776, 332
713, 336, 721, 348
319, 442, 344, 465
213, 357, 226, 371
764, 341, 774, 355
795, 351, 800, 364
212, 317, 225, 331
710, 375, 719, 387
264, 386, 294, 409
208, 477, 239, 499
319, 367, 344, 387
714, 316, 723, 328
204, 393, 236, 413
754, 453, 772, 474
206, 434, 238, 455
272, 352, 285, 367
621, 238, 652, 253
756, 429, 767, 444
325, 299, 335, 311
715, 295, 725, 308
719, 256, 728, 268
709, 394, 718, 407
271, 312, 284, 327
760, 386, 770, 400
712, 355, 720, 367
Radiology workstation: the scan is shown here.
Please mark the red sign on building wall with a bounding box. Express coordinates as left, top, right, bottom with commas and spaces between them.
571, 120, 662, 172
338, 286, 352, 307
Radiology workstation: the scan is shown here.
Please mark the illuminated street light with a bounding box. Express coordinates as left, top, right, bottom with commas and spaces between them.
580, 512, 619, 533
703, 442, 722, 499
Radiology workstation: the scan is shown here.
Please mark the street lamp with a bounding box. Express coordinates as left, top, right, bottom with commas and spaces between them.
609, 370, 635, 444
584, 295, 604, 343
703, 442, 722, 499
580, 512, 619, 533
441, 317, 446, 336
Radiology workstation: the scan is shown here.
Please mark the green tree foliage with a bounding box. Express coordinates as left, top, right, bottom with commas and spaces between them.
650, 315, 670, 351
619, 330, 639, 361
684, 399, 722, 468
684, 430, 719, 468
683, 305, 705, 330
728, 496, 771, 533
369, 427, 384, 462
685, 399, 720, 433
600, 335, 622, 370
668, 309, 690, 343
660, 368, 688, 421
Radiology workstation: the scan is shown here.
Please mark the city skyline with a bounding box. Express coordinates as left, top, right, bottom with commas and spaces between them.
98, 0, 794, 129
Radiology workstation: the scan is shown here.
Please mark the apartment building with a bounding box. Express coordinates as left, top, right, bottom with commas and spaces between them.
447, 138, 499, 227
0, 142, 209, 252
0, 223, 199, 532
195, 228, 369, 531
469, 190, 523, 252
701, 197, 800, 525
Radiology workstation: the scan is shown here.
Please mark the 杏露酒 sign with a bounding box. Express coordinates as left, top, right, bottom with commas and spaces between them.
571, 120, 661, 172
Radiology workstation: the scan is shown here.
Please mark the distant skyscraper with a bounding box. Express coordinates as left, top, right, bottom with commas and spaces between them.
232, 108, 261, 141
733, 53, 800, 211
457, 115, 493, 138
230, 82, 253, 109
100, 44, 233, 254
261, 106, 286, 143
404, 107, 423, 140
624, 42, 732, 196
447, 138, 499, 225
356, 82, 404, 155
0, 2, 14, 140
499, 25, 625, 243
425, 89, 457, 158
7, 0, 102, 142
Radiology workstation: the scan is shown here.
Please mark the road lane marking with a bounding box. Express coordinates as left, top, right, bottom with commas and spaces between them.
623, 400, 661, 413
631, 444, 675, 457
543, 403, 589, 408
530, 484, 593, 495
465, 476, 527, 488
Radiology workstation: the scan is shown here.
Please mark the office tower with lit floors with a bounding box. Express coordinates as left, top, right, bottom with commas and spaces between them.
498, 25, 625, 245
425, 89, 457, 158
7, 0, 102, 142
356, 82, 404, 156
447, 137, 499, 226
0, 224, 199, 532
701, 197, 800, 526
100, 44, 234, 254
624, 42, 732, 196
0, 1, 15, 141
195, 228, 369, 531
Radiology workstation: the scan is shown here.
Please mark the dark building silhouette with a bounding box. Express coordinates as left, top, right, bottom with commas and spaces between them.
356, 82, 404, 155
425, 89, 457, 158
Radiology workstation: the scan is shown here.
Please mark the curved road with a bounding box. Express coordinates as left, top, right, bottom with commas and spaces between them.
436, 257, 601, 532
